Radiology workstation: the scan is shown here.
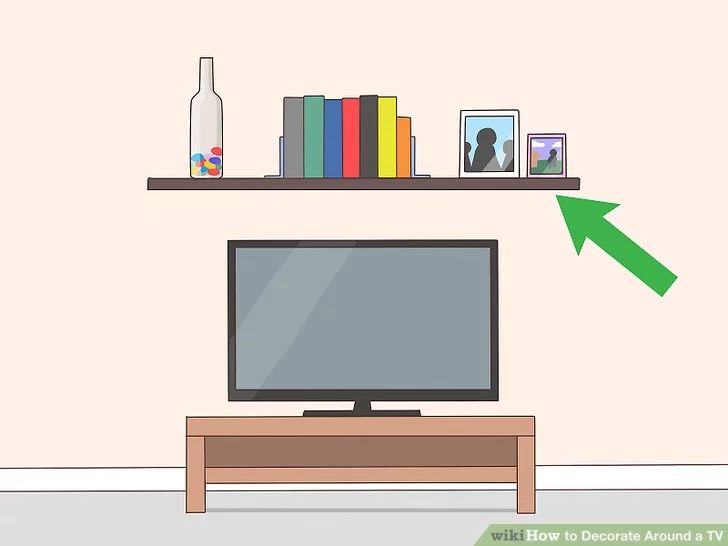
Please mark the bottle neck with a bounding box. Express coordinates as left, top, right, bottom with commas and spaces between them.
199, 58, 214, 92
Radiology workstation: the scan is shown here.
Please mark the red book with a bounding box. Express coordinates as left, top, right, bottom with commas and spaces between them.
342, 98, 360, 178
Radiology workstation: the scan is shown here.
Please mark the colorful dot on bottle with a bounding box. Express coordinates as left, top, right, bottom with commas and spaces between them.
200, 167, 208, 175
211, 146, 222, 156
208, 168, 220, 176
204, 160, 215, 169
209, 156, 221, 165
191, 153, 204, 162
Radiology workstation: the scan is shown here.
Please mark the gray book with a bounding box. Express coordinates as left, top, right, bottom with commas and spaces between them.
283, 97, 304, 178
359, 95, 379, 178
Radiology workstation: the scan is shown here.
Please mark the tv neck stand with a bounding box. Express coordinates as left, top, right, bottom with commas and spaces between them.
303, 399, 421, 417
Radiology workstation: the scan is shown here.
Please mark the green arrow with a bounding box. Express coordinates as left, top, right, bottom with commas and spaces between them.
556, 195, 677, 296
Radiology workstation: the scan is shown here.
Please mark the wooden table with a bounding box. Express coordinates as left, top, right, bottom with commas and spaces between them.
186, 416, 536, 514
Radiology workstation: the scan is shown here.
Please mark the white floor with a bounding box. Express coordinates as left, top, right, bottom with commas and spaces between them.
1, 491, 726, 546
3, 465, 726, 491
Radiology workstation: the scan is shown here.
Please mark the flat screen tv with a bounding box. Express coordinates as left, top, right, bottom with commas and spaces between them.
228, 240, 498, 416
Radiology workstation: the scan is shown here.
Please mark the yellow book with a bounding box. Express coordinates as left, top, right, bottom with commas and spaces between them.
377, 97, 397, 178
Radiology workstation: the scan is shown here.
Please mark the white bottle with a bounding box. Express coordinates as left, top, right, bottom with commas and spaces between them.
190, 57, 223, 178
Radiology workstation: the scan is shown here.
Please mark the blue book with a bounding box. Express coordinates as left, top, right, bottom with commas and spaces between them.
324, 99, 343, 178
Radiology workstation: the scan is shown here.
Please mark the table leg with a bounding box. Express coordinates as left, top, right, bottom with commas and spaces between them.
517, 436, 535, 514
186, 436, 206, 513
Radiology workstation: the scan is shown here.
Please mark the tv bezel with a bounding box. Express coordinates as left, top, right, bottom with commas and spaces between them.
227, 239, 499, 402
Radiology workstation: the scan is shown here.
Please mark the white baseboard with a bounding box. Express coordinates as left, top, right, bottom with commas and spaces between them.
1, 465, 726, 492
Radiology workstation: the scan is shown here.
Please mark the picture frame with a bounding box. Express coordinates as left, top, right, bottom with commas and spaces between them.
527, 133, 567, 178
459, 109, 520, 178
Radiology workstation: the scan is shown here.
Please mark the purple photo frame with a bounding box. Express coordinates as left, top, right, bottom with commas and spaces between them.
527, 133, 567, 178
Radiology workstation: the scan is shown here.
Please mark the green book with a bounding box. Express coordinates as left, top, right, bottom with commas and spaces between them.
303, 95, 324, 178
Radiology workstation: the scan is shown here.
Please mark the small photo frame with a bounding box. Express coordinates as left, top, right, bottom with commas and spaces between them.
527, 133, 567, 178
459, 109, 520, 177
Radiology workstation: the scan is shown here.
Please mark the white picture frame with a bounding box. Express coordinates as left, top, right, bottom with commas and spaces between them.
459, 109, 520, 178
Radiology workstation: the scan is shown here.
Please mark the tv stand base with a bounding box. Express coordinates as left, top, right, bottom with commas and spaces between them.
303, 409, 421, 417
303, 400, 421, 417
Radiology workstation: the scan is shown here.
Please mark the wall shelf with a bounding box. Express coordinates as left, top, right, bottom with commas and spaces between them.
147, 177, 581, 191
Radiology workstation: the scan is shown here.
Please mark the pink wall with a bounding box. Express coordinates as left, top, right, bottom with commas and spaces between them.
0, 0, 726, 466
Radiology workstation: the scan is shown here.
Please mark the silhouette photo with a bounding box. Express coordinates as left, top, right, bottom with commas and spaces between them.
459, 110, 520, 177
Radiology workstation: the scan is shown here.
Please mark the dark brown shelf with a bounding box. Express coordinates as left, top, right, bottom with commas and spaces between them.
147, 177, 580, 191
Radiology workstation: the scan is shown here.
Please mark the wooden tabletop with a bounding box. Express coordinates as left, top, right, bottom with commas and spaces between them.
186, 416, 535, 437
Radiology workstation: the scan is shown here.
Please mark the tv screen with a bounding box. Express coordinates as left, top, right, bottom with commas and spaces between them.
228, 240, 498, 403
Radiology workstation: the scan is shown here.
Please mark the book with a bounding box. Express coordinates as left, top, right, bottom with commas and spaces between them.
303, 95, 324, 178
342, 98, 360, 178
377, 96, 397, 178
359, 95, 378, 178
283, 97, 304, 178
324, 99, 343, 178
396, 116, 411, 177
